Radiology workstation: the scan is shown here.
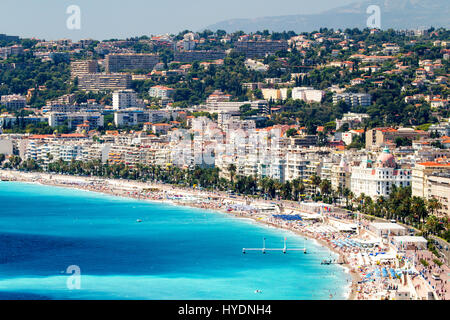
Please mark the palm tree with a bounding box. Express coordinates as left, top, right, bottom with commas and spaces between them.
310, 174, 321, 197
273, 181, 283, 199
258, 177, 269, 196
291, 178, 305, 201
411, 196, 428, 225
343, 188, 351, 209
9, 155, 22, 169
349, 191, 355, 211
427, 198, 442, 217
424, 215, 441, 236
228, 164, 237, 185
319, 179, 332, 197
281, 181, 293, 200
267, 178, 276, 199
298, 182, 306, 201
356, 193, 365, 211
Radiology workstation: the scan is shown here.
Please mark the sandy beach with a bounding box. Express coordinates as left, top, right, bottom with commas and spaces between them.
2, 169, 448, 300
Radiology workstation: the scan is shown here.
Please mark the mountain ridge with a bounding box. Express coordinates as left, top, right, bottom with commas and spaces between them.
204, 0, 449, 33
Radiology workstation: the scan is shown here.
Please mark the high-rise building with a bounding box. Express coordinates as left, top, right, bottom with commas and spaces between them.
112, 89, 144, 110
105, 53, 159, 73
78, 73, 132, 92
70, 60, 98, 79
234, 40, 288, 58
411, 162, 450, 199
173, 50, 226, 63
331, 156, 351, 192
426, 172, 450, 218
113, 109, 171, 127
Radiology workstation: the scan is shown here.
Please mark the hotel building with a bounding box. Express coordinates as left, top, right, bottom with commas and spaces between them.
350, 147, 412, 198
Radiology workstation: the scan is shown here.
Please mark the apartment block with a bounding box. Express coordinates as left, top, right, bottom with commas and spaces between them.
105, 53, 160, 72
149, 86, 175, 99
70, 60, 98, 79
292, 87, 324, 103
78, 73, 132, 92
336, 113, 370, 130
207, 100, 269, 114
114, 109, 171, 127
173, 50, 226, 63
0, 115, 47, 129
0, 45, 23, 59
112, 89, 144, 110
261, 88, 288, 101
48, 112, 104, 129
366, 127, 429, 149
411, 162, 450, 199
47, 94, 77, 106
0, 94, 26, 109
234, 40, 288, 58
333, 93, 372, 107
426, 173, 450, 217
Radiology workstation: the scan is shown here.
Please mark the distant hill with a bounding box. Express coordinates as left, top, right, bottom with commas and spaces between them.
205, 0, 449, 33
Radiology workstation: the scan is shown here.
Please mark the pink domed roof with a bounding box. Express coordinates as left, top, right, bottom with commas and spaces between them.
377, 147, 396, 168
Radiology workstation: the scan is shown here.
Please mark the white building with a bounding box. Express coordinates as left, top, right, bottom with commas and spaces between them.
114, 109, 170, 127
336, 113, 370, 130
351, 147, 412, 198
291, 87, 324, 103
206, 100, 269, 114
331, 156, 351, 192
149, 85, 175, 99
48, 112, 104, 129
370, 223, 407, 237
112, 89, 143, 110
393, 236, 427, 250
182, 32, 196, 51
333, 93, 372, 107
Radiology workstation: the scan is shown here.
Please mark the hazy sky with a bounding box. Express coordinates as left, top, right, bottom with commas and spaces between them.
0, 0, 357, 41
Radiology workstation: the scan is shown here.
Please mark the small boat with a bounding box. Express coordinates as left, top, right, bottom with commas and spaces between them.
136, 219, 142, 223
254, 289, 262, 294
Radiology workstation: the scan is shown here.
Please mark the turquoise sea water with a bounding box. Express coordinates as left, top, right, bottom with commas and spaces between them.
0, 181, 351, 300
